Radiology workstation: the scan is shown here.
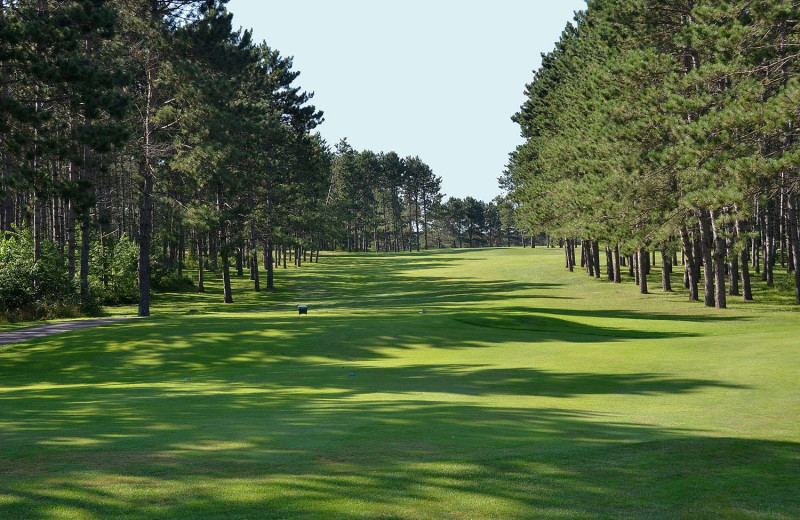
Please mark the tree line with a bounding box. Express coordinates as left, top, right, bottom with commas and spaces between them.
0, 0, 510, 320
0, 0, 333, 317
326, 139, 529, 251
504, 0, 800, 307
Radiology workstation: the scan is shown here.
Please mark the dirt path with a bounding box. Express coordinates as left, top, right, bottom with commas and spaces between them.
0, 317, 136, 347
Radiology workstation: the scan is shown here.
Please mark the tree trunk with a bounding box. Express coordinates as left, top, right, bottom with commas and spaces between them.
709, 209, 727, 309
221, 245, 233, 304
629, 255, 635, 280
66, 162, 76, 278
638, 247, 648, 294
580, 240, 587, 268
661, 248, 672, 292
249, 245, 255, 280
565, 239, 574, 271
197, 237, 205, 293
423, 200, 428, 250
218, 190, 233, 304
780, 188, 787, 269
569, 240, 576, 269
592, 241, 601, 279
32, 196, 42, 298
697, 211, 716, 307
787, 193, 800, 304
208, 230, 217, 270
753, 234, 760, 274
0, 0, 7, 233
252, 252, 260, 292
138, 167, 153, 317
727, 236, 740, 297
80, 214, 90, 298
683, 250, 690, 289
383, 201, 390, 251
137, 47, 158, 318
177, 224, 184, 278
236, 247, 243, 277
267, 241, 274, 290
765, 204, 775, 286
680, 226, 699, 301
739, 245, 752, 301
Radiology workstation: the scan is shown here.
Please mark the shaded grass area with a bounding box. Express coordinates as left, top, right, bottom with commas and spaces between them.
1, 248, 799, 519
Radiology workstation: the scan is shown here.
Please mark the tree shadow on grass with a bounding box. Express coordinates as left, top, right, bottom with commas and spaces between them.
0, 305, 710, 387
505, 306, 751, 323
325, 364, 748, 398
0, 249, 791, 518
449, 312, 706, 340
0, 319, 787, 518
299, 277, 573, 311
446, 302, 748, 342
0, 398, 797, 519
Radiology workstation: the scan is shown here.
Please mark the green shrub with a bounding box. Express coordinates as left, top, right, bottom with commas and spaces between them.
38, 241, 80, 309
151, 268, 195, 292
79, 285, 104, 316
0, 231, 36, 313
0, 229, 79, 318
88, 234, 140, 305
109, 236, 139, 304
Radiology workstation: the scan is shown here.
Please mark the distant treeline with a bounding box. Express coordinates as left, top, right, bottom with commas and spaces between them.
504, 0, 800, 307
328, 140, 528, 252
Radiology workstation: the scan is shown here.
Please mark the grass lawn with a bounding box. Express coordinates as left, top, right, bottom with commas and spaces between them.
1, 247, 799, 519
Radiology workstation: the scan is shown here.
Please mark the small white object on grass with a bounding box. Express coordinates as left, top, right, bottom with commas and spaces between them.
419, 309, 426, 314
184, 377, 191, 381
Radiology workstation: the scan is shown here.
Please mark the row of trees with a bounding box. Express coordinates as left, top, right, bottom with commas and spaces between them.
504, 0, 800, 307
325, 141, 529, 251
326, 140, 442, 253
437, 195, 531, 249
0, 0, 510, 320
0, 0, 328, 317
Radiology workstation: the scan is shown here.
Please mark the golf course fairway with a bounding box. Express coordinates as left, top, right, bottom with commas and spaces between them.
1, 247, 798, 519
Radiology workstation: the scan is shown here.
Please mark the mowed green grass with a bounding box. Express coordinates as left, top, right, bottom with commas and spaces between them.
1, 248, 799, 519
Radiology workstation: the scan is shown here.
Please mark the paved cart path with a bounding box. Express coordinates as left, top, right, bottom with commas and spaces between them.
0, 317, 136, 347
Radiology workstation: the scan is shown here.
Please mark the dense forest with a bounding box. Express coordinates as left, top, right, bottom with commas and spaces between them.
0, 0, 515, 320
504, 0, 800, 307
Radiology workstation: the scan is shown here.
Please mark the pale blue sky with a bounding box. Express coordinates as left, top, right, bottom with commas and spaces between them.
227, 0, 586, 200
